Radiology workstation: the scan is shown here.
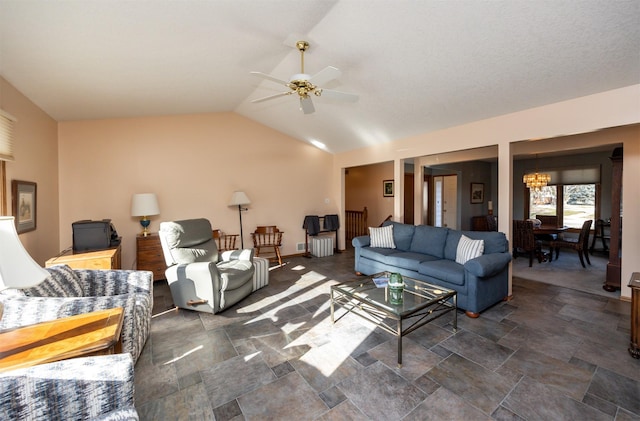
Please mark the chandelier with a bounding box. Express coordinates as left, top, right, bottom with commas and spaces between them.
523, 155, 551, 192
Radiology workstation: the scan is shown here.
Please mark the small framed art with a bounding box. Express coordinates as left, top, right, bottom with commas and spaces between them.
470, 182, 484, 204
383, 180, 394, 197
12, 180, 37, 233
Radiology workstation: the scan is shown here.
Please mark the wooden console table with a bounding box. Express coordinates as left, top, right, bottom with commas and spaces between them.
0, 307, 124, 372
45, 243, 121, 270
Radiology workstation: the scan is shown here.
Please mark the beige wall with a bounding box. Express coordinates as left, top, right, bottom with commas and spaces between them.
0, 76, 59, 264
334, 84, 640, 299
345, 162, 394, 228
58, 113, 336, 270
3, 72, 639, 300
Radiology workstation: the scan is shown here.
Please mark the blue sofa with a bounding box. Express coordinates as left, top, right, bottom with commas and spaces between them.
352, 221, 511, 317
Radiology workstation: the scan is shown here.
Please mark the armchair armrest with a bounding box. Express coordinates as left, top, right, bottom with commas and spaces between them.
0, 354, 136, 420
75, 269, 153, 297
0, 295, 132, 330
220, 248, 254, 262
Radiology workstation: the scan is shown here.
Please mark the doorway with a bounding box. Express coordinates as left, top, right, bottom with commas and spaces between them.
433, 175, 458, 229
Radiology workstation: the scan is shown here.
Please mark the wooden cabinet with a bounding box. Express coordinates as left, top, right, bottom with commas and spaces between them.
629, 272, 640, 359
604, 147, 622, 292
136, 233, 166, 281
45, 245, 121, 270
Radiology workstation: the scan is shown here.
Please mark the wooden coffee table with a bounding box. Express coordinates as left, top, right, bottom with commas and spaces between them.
0, 307, 124, 372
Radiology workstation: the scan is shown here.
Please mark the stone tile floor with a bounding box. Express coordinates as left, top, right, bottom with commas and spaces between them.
135, 249, 640, 420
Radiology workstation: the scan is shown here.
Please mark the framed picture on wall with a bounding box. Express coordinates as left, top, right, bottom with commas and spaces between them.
470, 182, 484, 204
383, 180, 394, 197
11, 180, 37, 233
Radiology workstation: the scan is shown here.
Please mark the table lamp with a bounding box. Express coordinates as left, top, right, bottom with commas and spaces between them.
131, 193, 160, 236
228, 191, 250, 248
0, 216, 49, 290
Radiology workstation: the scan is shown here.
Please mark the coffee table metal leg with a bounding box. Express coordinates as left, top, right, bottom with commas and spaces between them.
453, 294, 457, 332
397, 319, 402, 368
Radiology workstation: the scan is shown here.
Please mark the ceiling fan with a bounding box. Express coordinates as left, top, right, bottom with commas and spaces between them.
250, 40, 358, 114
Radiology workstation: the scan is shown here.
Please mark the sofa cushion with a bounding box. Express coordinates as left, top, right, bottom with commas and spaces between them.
418, 260, 465, 286
217, 259, 255, 290
455, 235, 485, 264
383, 220, 415, 251
409, 225, 448, 258
369, 225, 396, 248
384, 251, 439, 272
359, 246, 398, 262
444, 230, 509, 261
24, 265, 84, 298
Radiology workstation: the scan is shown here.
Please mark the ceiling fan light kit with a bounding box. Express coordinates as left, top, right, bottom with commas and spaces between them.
251, 40, 358, 114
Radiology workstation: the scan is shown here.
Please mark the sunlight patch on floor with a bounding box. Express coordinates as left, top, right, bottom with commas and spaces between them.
163, 345, 203, 365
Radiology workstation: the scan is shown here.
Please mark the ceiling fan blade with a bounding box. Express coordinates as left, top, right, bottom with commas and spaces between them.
250, 71, 289, 86
319, 89, 359, 103
308, 66, 341, 86
251, 92, 291, 103
300, 96, 315, 114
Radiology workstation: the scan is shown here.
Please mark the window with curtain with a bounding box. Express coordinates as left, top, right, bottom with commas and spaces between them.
526, 165, 600, 228
0, 109, 16, 215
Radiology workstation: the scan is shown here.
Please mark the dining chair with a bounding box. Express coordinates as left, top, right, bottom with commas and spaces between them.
535, 214, 559, 241
549, 220, 592, 268
536, 215, 559, 227
512, 220, 543, 267
212, 229, 239, 252
251, 226, 283, 266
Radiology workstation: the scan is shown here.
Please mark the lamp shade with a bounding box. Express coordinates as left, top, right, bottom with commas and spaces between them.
131, 193, 160, 217
229, 191, 251, 207
0, 216, 49, 290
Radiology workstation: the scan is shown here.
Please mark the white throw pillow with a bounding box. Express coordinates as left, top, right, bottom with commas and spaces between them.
369, 225, 396, 249
455, 235, 484, 264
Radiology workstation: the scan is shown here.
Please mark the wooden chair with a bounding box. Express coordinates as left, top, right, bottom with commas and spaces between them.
536, 215, 559, 227
471, 215, 497, 231
512, 220, 543, 267
535, 214, 559, 241
212, 229, 239, 252
549, 220, 592, 268
251, 226, 283, 266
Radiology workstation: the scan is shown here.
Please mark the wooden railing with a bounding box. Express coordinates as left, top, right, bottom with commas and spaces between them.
345, 207, 368, 243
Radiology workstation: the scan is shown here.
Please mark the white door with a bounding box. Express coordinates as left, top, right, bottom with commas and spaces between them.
433, 175, 457, 229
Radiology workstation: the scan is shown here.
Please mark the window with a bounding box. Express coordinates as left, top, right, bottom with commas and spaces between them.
528, 184, 597, 228
529, 185, 557, 218
0, 109, 16, 215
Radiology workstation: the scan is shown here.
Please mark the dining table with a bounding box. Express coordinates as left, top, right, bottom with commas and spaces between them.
533, 225, 569, 236
533, 225, 569, 262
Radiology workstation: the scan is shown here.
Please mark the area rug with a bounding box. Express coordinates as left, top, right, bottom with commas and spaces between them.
511, 249, 619, 299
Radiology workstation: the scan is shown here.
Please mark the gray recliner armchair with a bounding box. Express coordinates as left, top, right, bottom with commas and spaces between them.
159, 218, 255, 314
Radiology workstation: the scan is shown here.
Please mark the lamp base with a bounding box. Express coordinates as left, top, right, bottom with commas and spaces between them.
140, 217, 151, 236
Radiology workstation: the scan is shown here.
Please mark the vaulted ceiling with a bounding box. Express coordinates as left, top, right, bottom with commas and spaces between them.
1, 1, 638, 153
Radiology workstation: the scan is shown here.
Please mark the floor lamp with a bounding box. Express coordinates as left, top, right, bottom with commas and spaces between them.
229, 191, 251, 249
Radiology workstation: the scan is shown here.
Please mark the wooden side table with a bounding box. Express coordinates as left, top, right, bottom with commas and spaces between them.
0, 307, 124, 372
45, 244, 121, 270
136, 233, 166, 281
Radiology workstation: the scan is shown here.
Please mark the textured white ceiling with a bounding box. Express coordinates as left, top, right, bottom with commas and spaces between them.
1, 0, 638, 153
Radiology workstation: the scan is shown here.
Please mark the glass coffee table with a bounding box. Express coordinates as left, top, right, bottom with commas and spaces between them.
330, 272, 457, 367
